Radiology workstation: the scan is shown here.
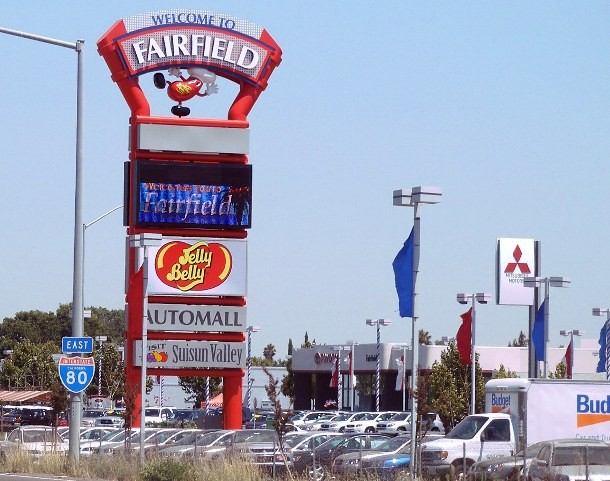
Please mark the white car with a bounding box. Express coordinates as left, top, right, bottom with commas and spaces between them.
144, 406, 176, 425
319, 412, 373, 432
290, 411, 330, 427
344, 411, 400, 433
375, 412, 412, 435
0, 426, 68, 457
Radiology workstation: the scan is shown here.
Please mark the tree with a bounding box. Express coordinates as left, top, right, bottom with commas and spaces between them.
492, 364, 518, 379
85, 343, 126, 404
49, 381, 69, 427
549, 360, 567, 379
508, 331, 528, 347
263, 366, 293, 478
301, 332, 316, 348
419, 330, 432, 345
263, 344, 277, 362
0, 340, 60, 390
178, 375, 222, 407
427, 340, 485, 430
281, 339, 295, 403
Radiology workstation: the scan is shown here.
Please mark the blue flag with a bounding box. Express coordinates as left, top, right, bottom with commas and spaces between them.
531, 299, 547, 361
392, 228, 414, 318
597, 324, 607, 373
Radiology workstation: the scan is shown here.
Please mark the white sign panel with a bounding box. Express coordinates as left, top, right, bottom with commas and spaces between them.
134, 340, 246, 369
496, 238, 536, 306
147, 303, 246, 332
146, 237, 246, 297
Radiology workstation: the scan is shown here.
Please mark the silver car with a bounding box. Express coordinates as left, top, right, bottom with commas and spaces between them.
528, 438, 610, 481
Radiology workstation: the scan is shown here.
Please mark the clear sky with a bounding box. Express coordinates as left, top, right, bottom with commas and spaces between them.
1, 1, 610, 361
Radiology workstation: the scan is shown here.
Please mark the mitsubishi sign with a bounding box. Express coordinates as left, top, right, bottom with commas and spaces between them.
496, 238, 537, 306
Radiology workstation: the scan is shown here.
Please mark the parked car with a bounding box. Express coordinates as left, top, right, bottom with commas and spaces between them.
94, 412, 124, 428
2, 406, 52, 428
376, 412, 412, 436
345, 412, 400, 433
244, 412, 276, 429
81, 409, 107, 427
359, 434, 446, 480
159, 429, 236, 458
467, 441, 547, 481
80, 428, 138, 456
319, 412, 373, 433
144, 406, 176, 425
291, 411, 332, 428
303, 414, 343, 431
0, 426, 68, 457
528, 438, 610, 481
294, 433, 390, 481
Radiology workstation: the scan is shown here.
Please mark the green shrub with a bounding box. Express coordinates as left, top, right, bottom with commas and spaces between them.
140, 457, 189, 481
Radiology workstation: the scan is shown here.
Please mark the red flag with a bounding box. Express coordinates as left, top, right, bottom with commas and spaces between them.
456, 308, 473, 365
566, 340, 573, 379
329, 356, 339, 388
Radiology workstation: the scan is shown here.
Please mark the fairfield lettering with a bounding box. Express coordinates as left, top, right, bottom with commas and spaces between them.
131, 34, 259, 69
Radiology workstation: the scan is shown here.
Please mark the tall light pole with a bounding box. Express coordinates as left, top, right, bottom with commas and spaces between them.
346, 340, 358, 411
559, 329, 583, 379
332, 345, 348, 409
129, 233, 162, 466
94, 335, 108, 397
366, 319, 391, 411
592, 308, 610, 380
246, 325, 260, 412
0, 26, 84, 466
393, 185, 442, 479
457, 293, 491, 415
524, 276, 570, 378
83, 205, 123, 308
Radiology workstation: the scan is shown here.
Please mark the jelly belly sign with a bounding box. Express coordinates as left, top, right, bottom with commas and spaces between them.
134, 340, 246, 369
147, 237, 246, 296
108, 10, 280, 86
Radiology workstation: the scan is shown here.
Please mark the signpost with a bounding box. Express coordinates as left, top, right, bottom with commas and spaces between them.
58, 356, 95, 393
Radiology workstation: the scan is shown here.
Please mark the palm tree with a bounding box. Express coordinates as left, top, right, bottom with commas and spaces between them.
263, 343, 276, 361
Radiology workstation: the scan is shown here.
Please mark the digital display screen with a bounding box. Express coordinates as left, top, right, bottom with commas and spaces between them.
133, 160, 252, 229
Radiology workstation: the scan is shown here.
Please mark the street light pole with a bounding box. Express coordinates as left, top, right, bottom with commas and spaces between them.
95, 336, 108, 397
524, 276, 570, 377
366, 319, 391, 411
592, 308, 610, 380
0, 26, 85, 466
393, 186, 442, 479
457, 293, 491, 415
246, 326, 260, 412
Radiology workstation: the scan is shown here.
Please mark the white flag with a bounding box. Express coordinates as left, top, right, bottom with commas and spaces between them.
395, 357, 404, 391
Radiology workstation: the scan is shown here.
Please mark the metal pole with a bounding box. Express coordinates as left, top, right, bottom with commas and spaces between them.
97, 339, 103, 396
606, 317, 610, 381
140, 245, 151, 466
402, 344, 407, 412
375, 323, 381, 412
350, 342, 356, 410
247, 329, 252, 411
470, 297, 476, 415
337, 348, 343, 410
410, 203, 420, 479
543, 279, 550, 378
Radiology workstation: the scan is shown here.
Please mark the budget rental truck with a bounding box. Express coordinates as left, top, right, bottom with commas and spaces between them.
420, 378, 610, 478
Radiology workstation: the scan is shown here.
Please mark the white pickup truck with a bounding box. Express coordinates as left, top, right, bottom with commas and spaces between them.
420, 412, 515, 478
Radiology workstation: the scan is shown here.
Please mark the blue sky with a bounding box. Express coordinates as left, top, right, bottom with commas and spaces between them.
1, 1, 610, 361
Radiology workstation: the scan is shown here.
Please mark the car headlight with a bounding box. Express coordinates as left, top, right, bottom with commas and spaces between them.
486, 463, 503, 473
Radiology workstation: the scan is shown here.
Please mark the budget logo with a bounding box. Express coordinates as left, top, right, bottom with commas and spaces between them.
490, 393, 512, 414
576, 394, 610, 427
155, 240, 232, 292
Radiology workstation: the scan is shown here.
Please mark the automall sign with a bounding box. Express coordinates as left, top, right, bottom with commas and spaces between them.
133, 340, 246, 369
147, 303, 246, 332
496, 238, 536, 306
147, 237, 246, 296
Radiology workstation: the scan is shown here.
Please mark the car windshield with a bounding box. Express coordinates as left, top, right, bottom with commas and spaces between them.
446, 416, 488, 440
552, 446, 610, 466
375, 437, 409, 452
316, 436, 351, 451
333, 414, 350, 422
390, 412, 410, 421
145, 408, 160, 417
378, 412, 397, 421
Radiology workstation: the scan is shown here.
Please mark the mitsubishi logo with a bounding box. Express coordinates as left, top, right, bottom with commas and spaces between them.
504, 245, 531, 274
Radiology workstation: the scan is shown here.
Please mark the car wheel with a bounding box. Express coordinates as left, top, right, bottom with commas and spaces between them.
365, 427, 375, 433
339, 427, 345, 433
306, 464, 326, 481
451, 461, 471, 481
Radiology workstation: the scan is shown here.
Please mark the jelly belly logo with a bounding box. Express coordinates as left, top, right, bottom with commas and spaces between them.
490, 393, 512, 414
577, 394, 610, 427
155, 241, 231, 292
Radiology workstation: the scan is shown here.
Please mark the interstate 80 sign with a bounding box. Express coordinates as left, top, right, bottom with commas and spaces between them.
58, 356, 95, 393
